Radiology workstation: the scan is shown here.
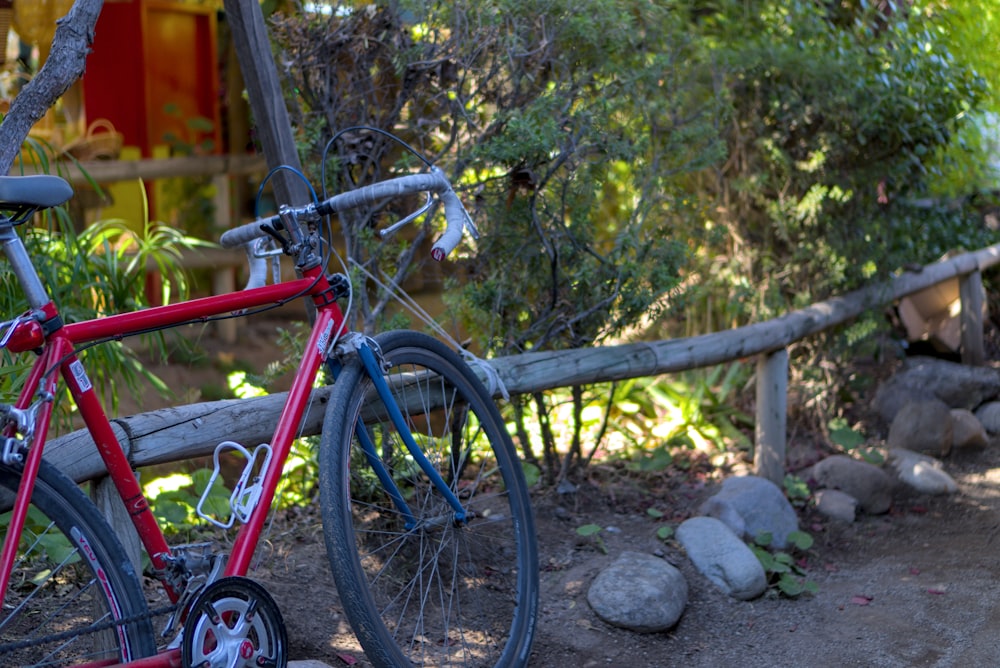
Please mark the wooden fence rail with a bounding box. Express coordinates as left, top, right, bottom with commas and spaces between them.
44, 241, 1000, 489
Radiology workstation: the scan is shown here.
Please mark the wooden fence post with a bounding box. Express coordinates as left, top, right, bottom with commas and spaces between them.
755, 349, 788, 485
211, 172, 237, 343
960, 269, 985, 366
93, 477, 143, 572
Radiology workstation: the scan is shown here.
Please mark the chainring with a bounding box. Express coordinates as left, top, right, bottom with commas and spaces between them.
181, 576, 288, 668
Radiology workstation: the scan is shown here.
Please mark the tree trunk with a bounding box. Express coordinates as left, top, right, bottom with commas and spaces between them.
0, 0, 104, 173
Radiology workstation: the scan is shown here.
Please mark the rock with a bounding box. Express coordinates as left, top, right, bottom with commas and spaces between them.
698, 475, 799, 549
887, 398, 954, 457
587, 551, 687, 632
677, 516, 767, 601
883, 356, 1000, 412
975, 402, 1000, 434
814, 489, 858, 523
812, 455, 893, 514
950, 408, 988, 451
887, 449, 958, 495
872, 382, 936, 425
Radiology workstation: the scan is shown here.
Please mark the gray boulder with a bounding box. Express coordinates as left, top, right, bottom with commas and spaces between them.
872, 382, 936, 425
886, 398, 953, 457
887, 449, 958, 495
698, 475, 799, 549
950, 408, 988, 451
975, 401, 1000, 434
812, 455, 893, 514
677, 516, 767, 601
814, 488, 858, 523
876, 356, 1000, 416
587, 551, 688, 632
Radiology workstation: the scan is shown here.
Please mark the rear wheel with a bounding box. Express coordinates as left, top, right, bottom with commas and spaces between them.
320, 330, 538, 667
0, 459, 156, 666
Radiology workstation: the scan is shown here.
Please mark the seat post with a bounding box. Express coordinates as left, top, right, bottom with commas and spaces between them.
0, 221, 50, 309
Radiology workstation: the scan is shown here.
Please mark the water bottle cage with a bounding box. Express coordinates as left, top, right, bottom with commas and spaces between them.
196, 441, 273, 529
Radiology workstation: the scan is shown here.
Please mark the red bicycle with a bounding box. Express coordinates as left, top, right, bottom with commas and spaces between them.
0, 165, 538, 667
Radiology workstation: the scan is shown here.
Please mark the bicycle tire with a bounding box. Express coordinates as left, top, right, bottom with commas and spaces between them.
319, 330, 538, 668
0, 459, 156, 666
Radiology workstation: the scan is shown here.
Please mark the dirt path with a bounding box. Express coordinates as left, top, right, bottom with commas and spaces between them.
523, 450, 1000, 668
250, 442, 1000, 668
123, 318, 1000, 667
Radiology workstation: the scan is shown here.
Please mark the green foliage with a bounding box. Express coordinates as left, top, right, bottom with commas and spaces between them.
273, 0, 718, 345
782, 474, 811, 508
575, 523, 607, 554
646, 507, 675, 542
509, 364, 752, 481
613, 365, 752, 463
4, 506, 79, 574
828, 416, 883, 465
751, 530, 818, 598
926, 1, 1000, 196
1, 211, 208, 422
521, 461, 541, 488
682, 0, 992, 331
143, 469, 228, 535
272, 0, 1000, 481
158, 104, 218, 242
643, 364, 752, 452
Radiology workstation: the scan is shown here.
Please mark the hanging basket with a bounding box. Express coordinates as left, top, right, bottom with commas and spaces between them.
63, 119, 124, 161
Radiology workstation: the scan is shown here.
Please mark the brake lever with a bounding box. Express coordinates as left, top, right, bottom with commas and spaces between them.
379, 192, 434, 239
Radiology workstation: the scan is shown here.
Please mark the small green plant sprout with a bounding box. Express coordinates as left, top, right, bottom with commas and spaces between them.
751, 530, 818, 598
646, 508, 675, 541
576, 523, 608, 554
521, 462, 542, 488
828, 417, 884, 465
783, 474, 811, 508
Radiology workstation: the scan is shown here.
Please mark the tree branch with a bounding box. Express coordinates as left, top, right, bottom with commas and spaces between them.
0, 0, 104, 174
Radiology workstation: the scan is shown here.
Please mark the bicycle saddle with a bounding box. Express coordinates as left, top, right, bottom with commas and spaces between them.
0, 175, 73, 209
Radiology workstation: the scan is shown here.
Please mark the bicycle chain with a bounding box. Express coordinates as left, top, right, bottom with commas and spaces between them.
0, 602, 178, 658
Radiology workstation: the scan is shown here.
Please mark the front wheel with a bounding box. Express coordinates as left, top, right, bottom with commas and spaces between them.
319, 330, 538, 667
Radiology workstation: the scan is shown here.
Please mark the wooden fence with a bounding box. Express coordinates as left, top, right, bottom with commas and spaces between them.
43, 240, 1000, 490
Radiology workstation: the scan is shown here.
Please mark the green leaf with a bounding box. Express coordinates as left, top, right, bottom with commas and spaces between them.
753, 547, 776, 571
777, 574, 805, 597
576, 523, 603, 537
38, 534, 78, 565
754, 531, 774, 547
828, 417, 865, 450
656, 525, 674, 541
787, 530, 815, 551
521, 462, 541, 487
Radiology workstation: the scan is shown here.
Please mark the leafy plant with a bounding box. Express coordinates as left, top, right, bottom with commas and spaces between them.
576, 523, 608, 554
828, 417, 883, 465
1, 209, 209, 425
143, 469, 229, 535
751, 530, 818, 598
646, 507, 675, 542
644, 364, 753, 453
783, 474, 811, 509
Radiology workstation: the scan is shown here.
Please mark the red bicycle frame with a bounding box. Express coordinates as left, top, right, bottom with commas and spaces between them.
0, 261, 344, 668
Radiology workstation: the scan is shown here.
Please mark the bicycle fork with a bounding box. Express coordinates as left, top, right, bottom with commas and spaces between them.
348, 340, 467, 530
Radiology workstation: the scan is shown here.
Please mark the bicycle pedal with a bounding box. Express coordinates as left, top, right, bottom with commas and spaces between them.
196, 441, 273, 529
